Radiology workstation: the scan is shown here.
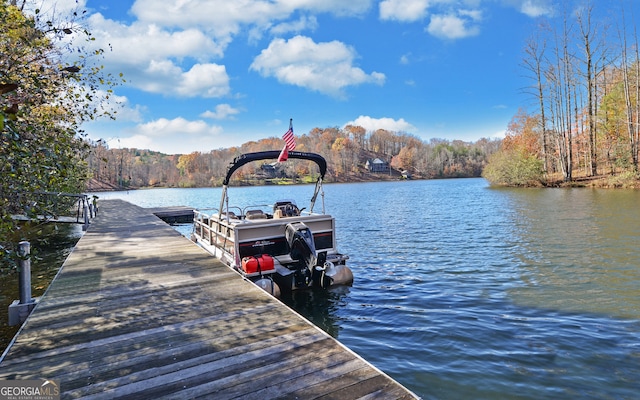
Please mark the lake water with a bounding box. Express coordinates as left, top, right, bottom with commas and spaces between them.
0, 223, 85, 353
93, 178, 640, 399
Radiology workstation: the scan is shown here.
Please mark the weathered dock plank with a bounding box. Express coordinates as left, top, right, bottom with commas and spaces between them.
0, 199, 418, 399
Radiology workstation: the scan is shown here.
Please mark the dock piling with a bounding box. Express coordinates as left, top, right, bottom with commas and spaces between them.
18, 241, 32, 304
82, 201, 90, 231
8, 241, 38, 326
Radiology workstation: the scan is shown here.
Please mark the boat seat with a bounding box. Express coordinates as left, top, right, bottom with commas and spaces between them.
245, 210, 267, 220
274, 209, 284, 219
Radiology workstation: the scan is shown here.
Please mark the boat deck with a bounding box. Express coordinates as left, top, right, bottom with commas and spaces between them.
0, 199, 417, 399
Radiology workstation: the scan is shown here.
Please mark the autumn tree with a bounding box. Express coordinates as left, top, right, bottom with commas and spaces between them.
344, 124, 366, 149
331, 136, 357, 177
523, 26, 551, 173
520, 2, 640, 181
598, 68, 634, 172
576, 3, 607, 176
617, 7, 640, 172
394, 146, 418, 172
1, 0, 120, 268
483, 110, 544, 186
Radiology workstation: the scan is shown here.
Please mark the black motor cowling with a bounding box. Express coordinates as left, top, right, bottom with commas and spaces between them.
285, 222, 317, 272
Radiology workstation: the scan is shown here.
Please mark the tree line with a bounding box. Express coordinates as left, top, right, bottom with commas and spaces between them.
86, 129, 501, 189
484, 2, 640, 187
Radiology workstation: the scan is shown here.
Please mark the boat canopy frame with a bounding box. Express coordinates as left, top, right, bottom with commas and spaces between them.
219, 150, 327, 218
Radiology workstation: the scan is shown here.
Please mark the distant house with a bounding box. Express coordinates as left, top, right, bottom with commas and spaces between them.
365, 158, 389, 173
258, 163, 277, 179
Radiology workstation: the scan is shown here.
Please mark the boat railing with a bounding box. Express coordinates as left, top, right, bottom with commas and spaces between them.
195, 207, 218, 213
11, 191, 95, 231
195, 202, 322, 222
194, 206, 242, 220
193, 209, 236, 253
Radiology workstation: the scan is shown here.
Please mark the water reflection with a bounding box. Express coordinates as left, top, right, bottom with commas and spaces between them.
89, 181, 640, 399
502, 188, 640, 319
279, 286, 351, 338
0, 223, 84, 352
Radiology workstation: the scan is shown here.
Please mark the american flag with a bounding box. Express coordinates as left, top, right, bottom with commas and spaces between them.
282, 127, 296, 150
277, 120, 295, 162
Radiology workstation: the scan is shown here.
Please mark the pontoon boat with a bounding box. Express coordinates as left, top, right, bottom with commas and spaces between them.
191, 150, 353, 297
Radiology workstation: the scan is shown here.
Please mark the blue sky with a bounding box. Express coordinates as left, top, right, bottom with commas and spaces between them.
41, 0, 636, 154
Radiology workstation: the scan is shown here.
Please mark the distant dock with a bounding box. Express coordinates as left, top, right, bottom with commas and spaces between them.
0, 199, 417, 399
146, 205, 194, 223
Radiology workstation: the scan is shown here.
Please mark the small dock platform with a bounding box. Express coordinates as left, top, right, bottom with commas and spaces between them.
146, 206, 194, 223
0, 199, 417, 399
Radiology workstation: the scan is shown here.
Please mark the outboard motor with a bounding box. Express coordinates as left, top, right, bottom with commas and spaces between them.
285, 222, 317, 286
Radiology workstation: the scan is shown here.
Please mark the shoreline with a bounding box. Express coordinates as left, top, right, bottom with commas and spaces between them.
86, 173, 640, 192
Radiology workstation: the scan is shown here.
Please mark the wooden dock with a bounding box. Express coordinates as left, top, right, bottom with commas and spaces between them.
0, 199, 418, 399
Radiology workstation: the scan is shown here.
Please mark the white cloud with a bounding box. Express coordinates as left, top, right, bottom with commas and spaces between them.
132, 60, 230, 98
427, 12, 481, 39
178, 64, 230, 98
502, 0, 554, 18
88, 15, 226, 64
117, 134, 155, 151
200, 104, 241, 120
83, 14, 230, 98
379, 0, 430, 22
250, 35, 385, 97
520, 1, 553, 17
23, 0, 88, 21
119, 117, 226, 154
56, 1, 381, 103
135, 117, 219, 137
345, 116, 417, 133
65, 80, 144, 125
459, 9, 482, 22
131, 0, 265, 37
271, 15, 319, 36
100, 92, 144, 123
130, 0, 372, 36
